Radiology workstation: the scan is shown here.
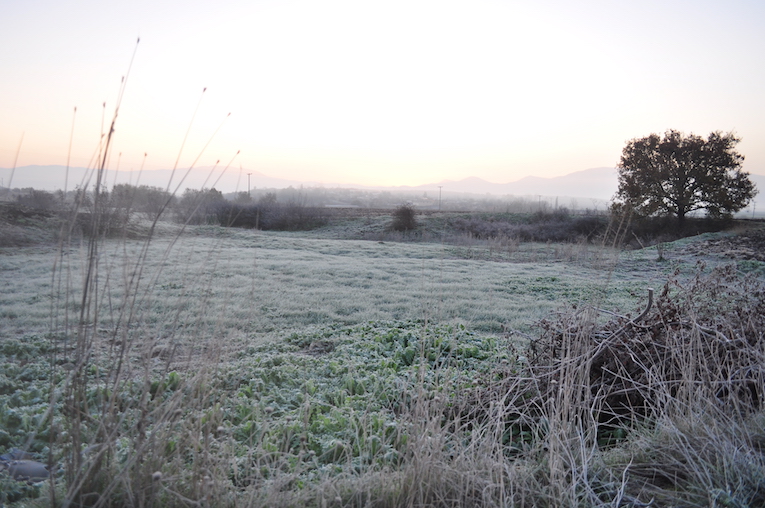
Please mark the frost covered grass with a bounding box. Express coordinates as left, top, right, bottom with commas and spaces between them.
2, 213, 765, 506
0, 226, 660, 345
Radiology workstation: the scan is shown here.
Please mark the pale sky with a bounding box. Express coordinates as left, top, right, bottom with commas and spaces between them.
1, 0, 764, 187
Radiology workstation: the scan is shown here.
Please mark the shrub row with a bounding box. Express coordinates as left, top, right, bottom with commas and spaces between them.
449, 208, 736, 247
175, 200, 328, 231
450, 209, 608, 243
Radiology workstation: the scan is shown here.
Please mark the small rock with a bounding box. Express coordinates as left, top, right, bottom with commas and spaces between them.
2, 460, 51, 483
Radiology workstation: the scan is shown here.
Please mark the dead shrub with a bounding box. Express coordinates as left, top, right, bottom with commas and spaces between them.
465, 264, 765, 447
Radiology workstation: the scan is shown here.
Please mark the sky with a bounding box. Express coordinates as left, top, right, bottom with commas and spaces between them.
1, 0, 764, 188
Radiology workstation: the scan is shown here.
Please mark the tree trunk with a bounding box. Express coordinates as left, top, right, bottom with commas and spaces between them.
677, 210, 686, 230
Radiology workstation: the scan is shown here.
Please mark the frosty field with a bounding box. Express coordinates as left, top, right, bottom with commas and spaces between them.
2, 217, 763, 507
0, 224, 668, 348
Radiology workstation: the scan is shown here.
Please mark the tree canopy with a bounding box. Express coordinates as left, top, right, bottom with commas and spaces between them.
615, 130, 757, 226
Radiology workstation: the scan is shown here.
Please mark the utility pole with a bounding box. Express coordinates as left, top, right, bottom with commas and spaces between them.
438, 186, 442, 211
247, 173, 252, 198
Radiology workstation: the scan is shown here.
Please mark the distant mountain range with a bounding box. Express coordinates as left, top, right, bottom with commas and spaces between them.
2, 165, 764, 209
0, 165, 621, 201
413, 167, 620, 201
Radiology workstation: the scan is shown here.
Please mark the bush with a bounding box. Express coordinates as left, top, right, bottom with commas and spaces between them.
110, 184, 175, 219
15, 189, 60, 211
450, 210, 608, 243
609, 208, 735, 248
200, 200, 327, 231
173, 188, 227, 224
390, 204, 418, 232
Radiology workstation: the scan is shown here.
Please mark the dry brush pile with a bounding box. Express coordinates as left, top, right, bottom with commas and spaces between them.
458, 262, 765, 506
531, 263, 765, 421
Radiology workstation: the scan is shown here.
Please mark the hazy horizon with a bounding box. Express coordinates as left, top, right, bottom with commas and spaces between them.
1, 163, 623, 198
2, 0, 764, 186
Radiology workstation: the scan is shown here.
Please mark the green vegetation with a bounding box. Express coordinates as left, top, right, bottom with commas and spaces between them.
221, 321, 507, 475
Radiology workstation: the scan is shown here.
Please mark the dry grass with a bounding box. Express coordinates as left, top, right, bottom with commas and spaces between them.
454, 262, 765, 507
